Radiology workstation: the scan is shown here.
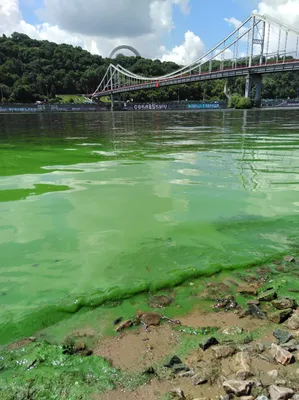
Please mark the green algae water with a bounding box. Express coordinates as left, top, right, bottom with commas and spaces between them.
1, 109, 299, 343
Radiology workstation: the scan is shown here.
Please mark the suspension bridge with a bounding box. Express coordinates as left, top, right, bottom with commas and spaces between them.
91, 13, 299, 108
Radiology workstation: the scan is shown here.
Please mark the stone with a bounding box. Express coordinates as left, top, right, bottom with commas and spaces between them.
280, 339, 299, 352
268, 309, 292, 324
172, 364, 190, 374
164, 356, 182, 368
213, 345, 237, 359
178, 370, 194, 378
292, 395, 299, 400
273, 330, 293, 344
219, 395, 233, 400
170, 388, 186, 399
269, 385, 294, 400
258, 290, 278, 302
234, 352, 254, 380
256, 396, 269, 400
200, 337, 219, 350
267, 370, 279, 379
239, 397, 253, 400
192, 373, 208, 385
275, 380, 287, 386
272, 298, 297, 310
247, 304, 267, 319
222, 380, 253, 396
247, 300, 260, 306
222, 326, 243, 335
283, 255, 295, 263
115, 319, 132, 332
237, 286, 258, 296
271, 343, 295, 365
287, 314, 299, 330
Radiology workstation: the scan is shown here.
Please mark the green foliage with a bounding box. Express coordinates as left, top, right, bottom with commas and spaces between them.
229, 94, 252, 109
1, 32, 299, 103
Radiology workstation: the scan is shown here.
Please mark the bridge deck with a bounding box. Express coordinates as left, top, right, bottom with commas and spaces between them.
93, 60, 299, 98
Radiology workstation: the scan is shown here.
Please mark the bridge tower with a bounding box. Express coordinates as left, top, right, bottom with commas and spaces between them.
244, 14, 266, 106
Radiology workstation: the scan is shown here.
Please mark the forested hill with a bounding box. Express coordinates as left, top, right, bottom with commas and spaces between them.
0, 32, 299, 103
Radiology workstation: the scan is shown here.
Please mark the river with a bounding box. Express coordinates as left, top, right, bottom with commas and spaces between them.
1, 109, 299, 342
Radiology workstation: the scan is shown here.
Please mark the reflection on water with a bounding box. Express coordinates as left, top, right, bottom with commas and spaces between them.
0, 109, 299, 336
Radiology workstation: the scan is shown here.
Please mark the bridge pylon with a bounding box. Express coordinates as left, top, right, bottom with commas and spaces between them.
245, 74, 263, 106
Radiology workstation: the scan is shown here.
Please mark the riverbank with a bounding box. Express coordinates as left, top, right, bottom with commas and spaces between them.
1, 255, 299, 399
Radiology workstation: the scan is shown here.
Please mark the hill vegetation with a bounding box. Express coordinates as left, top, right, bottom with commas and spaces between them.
0, 32, 299, 103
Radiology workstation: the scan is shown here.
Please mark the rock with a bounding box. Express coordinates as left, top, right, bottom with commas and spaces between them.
142, 367, 157, 376
112, 317, 123, 325
223, 380, 253, 396
287, 314, 299, 330
267, 370, 279, 379
222, 326, 243, 335
275, 380, 287, 386
292, 395, 299, 400
269, 385, 294, 400
239, 397, 253, 400
192, 373, 208, 385
178, 370, 194, 378
147, 294, 173, 308
213, 345, 237, 359
247, 300, 260, 306
170, 388, 186, 399
237, 286, 258, 296
200, 337, 219, 350
164, 356, 183, 368
268, 309, 292, 324
256, 396, 269, 400
271, 343, 295, 365
234, 352, 254, 380
220, 396, 232, 400
239, 309, 250, 319
272, 298, 297, 310
258, 290, 278, 302
280, 339, 299, 352
247, 304, 267, 319
115, 319, 132, 332
238, 342, 265, 355
273, 330, 294, 344
172, 364, 190, 374
283, 255, 295, 263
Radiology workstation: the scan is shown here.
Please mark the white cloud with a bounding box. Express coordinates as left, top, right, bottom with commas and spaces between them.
162, 30, 205, 65
0, 0, 196, 62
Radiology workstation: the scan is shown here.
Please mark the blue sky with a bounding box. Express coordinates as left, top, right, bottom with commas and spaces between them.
18, 0, 258, 51
169, 0, 258, 49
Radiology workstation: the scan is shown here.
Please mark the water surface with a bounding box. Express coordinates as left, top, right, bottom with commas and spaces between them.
1, 109, 299, 341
